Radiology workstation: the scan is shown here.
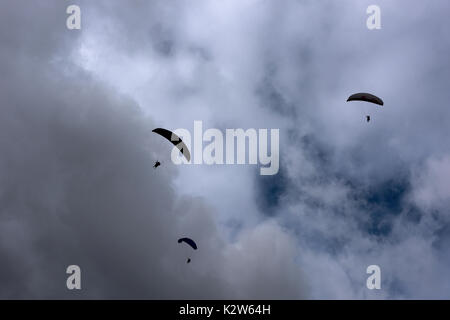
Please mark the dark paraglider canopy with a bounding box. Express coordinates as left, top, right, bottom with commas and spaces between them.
178, 237, 198, 250
152, 128, 191, 162
347, 93, 384, 106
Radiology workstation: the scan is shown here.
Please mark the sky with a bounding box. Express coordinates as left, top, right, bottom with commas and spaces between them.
0, 0, 449, 299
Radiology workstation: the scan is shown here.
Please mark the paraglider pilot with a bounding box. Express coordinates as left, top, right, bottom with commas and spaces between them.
366, 115, 370, 122
178, 237, 197, 264
153, 161, 161, 169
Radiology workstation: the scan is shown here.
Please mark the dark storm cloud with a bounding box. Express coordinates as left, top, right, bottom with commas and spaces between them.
0, 59, 198, 298
0, 0, 306, 298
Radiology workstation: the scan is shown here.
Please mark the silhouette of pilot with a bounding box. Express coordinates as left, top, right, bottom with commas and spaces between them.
153, 161, 161, 169
366, 115, 371, 122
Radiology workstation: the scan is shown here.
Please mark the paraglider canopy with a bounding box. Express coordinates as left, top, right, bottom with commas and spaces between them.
152, 128, 191, 162
347, 93, 384, 106
178, 237, 197, 250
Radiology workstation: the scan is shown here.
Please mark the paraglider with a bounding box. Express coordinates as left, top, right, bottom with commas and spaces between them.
347, 92, 384, 122
347, 93, 383, 106
152, 128, 191, 162
178, 237, 197, 250
178, 237, 197, 263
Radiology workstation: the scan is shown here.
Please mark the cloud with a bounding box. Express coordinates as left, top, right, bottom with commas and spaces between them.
410, 156, 450, 214
0, 0, 307, 299
2, 0, 450, 299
